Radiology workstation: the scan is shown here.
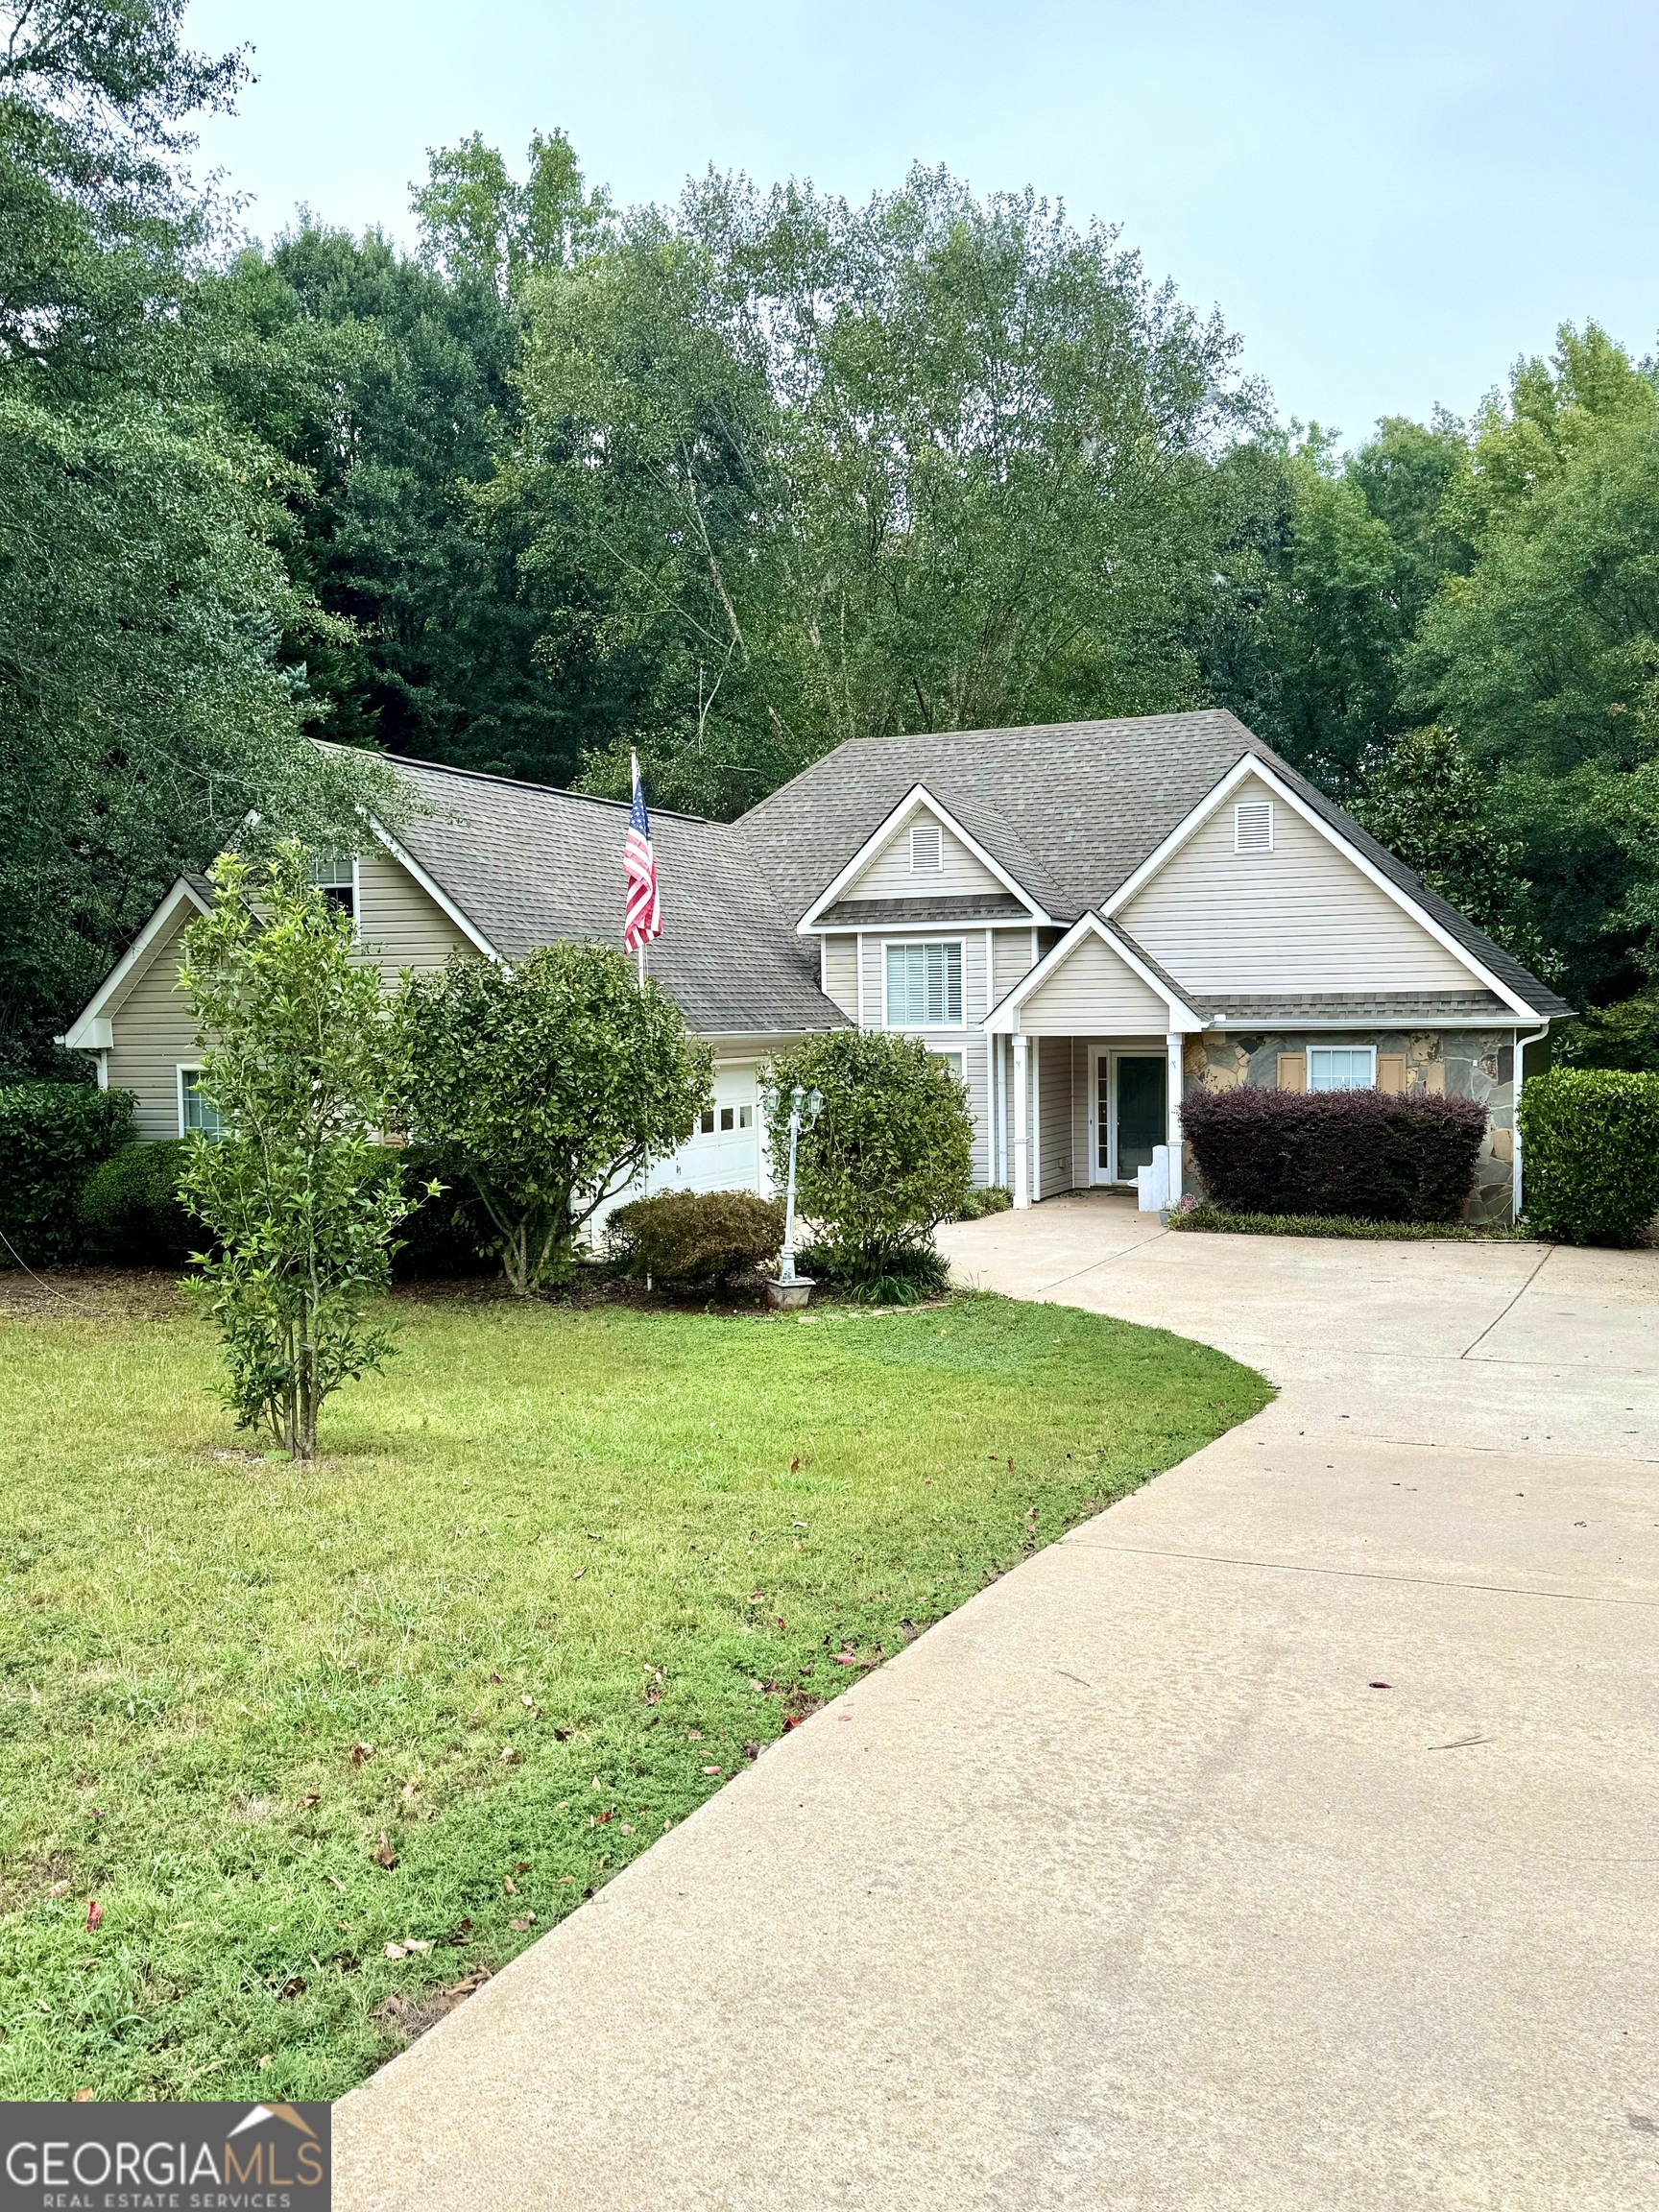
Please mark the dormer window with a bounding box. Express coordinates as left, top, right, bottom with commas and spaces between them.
1233, 800, 1273, 854
909, 822, 944, 874
312, 855, 356, 923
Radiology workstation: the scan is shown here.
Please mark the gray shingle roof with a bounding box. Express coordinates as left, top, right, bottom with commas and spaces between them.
1197, 992, 1514, 1023
819, 894, 1032, 926
382, 756, 844, 1038
735, 711, 1571, 1020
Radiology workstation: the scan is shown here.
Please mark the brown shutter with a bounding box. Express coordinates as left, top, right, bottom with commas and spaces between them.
1276, 1051, 1306, 1094
1377, 1053, 1406, 1094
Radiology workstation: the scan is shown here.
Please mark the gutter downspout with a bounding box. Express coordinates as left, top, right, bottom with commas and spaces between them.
1511, 1022, 1551, 1228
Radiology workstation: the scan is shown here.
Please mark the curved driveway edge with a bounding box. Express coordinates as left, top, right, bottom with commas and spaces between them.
334, 1198, 1659, 2210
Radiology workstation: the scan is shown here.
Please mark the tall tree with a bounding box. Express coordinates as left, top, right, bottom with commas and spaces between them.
0, 0, 389, 1075
1405, 325, 1659, 1013
500, 165, 1266, 815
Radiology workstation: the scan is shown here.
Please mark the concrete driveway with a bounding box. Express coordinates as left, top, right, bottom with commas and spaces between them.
335, 1201, 1659, 2211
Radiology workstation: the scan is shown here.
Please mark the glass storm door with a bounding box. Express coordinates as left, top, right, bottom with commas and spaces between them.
1114, 1056, 1166, 1180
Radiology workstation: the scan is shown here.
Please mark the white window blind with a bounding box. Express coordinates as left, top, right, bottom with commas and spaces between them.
909, 822, 944, 873
886, 942, 962, 1026
1233, 800, 1274, 854
1309, 1046, 1376, 1093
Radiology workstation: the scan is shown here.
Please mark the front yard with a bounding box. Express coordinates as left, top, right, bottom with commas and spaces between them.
0, 1283, 1268, 2103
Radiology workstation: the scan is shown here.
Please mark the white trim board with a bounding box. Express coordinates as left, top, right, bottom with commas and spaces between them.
795, 785, 1052, 933
984, 912, 1204, 1034
1100, 754, 1543, 1020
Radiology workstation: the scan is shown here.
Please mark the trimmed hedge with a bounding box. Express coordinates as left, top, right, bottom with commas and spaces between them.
0, 1084, 136, 1265
1180, 1084, 1487, 1223
607, 1190, 784, 1289
1518, 1068, 1659, 1245
79, 1141, 200, 1266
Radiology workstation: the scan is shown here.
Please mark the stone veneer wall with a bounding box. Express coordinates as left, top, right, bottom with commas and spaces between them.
1180, 1030, 1515, 1224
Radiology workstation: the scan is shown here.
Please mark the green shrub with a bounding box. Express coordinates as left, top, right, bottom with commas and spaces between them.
359, 1147, 492, 1279
607, 1190, 784, 1290
79, 1141, 199, 1266
763, 1032, 974, 1295
0, 1083, 136, 1265
950, 1185, 1012, 1221
1518, 1067, 1659, 1245
798, 1239, 952, 1305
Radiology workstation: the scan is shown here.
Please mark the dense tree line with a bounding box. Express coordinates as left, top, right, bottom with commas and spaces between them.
6, 1, 1659, 1074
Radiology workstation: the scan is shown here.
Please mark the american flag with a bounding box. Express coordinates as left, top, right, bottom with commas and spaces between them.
623, 751, 661, 954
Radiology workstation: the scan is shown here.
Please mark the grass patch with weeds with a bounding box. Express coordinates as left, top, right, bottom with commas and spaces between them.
1166, 1204, 1527, 1241
0, 1286, 1267, 2101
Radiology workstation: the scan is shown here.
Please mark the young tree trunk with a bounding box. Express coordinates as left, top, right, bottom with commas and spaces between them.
503, 1219, 530, 1297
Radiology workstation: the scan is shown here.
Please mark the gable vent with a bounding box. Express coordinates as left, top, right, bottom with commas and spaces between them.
1233, 799, 1274, 854
909, 822, 944, 873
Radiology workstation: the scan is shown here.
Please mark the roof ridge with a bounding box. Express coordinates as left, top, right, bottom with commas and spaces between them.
320, 739, 722, 826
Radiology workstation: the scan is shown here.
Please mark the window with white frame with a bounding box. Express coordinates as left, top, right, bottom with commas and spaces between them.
179, 1067, 226, 1138
886, 941, 962, 1026
928, 1046, 966, 1080
1308, 1046, 1376, 1093
311, 854, 356, 922
908, 822, 944, 874
1233, 800, 1274, 854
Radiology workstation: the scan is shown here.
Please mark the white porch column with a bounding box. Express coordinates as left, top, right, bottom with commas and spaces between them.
1012, 1032, 1029, 1209
1166, 1033, 1185, 1205
996, 1034, 1008, 1189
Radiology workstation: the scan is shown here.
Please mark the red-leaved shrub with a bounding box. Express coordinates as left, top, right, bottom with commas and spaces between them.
1180, 1085, 1487, 1222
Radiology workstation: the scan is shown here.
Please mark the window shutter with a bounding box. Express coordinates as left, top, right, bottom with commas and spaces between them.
1276, 1051, 1306, 1094
1377, 1053, 1406, 1094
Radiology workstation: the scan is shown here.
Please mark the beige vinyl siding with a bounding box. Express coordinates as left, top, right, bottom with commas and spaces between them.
844, 809, 1006, 902
992, 926, 1037, 1007
355, 852, 470, 982
105, 915, 201, 1140
1119, 774, 1475, 993
821, 934, 859, 1020
1037, 1037, 1072, 1196
1018, 930, 1167, 1035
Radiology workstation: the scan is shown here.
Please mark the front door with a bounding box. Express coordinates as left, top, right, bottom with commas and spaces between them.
1095, 1053, 1166, 1183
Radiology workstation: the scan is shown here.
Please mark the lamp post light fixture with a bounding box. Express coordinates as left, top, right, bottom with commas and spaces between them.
765, 1081, 823, 1309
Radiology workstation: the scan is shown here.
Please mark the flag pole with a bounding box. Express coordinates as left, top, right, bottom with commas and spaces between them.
631, 751, 647, 991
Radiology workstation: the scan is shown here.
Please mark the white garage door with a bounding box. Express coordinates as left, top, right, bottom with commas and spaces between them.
655, 1065, 761, 1195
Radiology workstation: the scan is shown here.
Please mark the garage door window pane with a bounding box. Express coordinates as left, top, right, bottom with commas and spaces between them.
886, 942, 962, 1026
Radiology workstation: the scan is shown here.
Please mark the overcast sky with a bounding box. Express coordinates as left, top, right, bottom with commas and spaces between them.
184, 0, 1659, 445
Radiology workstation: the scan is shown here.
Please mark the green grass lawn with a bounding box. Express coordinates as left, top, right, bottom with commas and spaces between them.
0, 1282, 1268, 2103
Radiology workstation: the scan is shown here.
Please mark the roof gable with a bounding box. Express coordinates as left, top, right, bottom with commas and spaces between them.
1109, 759, 1533, 1012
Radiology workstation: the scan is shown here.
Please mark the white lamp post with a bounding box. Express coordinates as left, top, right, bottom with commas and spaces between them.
765, 1081, 823, 1307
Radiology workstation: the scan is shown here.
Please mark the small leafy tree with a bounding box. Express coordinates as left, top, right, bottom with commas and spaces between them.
178, 844, 416, 1458
764, 1031, 974, 1294
397, 943, 712, 1293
